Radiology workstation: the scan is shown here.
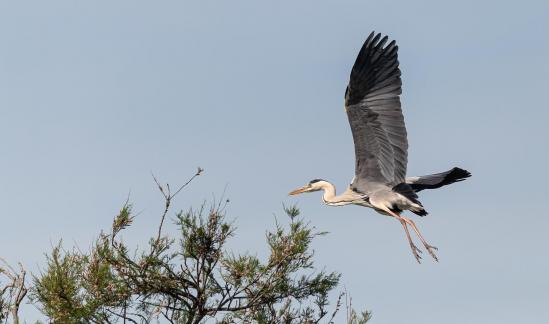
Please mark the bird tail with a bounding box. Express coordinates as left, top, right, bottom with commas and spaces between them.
406, 167, 471, 193
392, 183, 428, 217
410, 205, 428, 217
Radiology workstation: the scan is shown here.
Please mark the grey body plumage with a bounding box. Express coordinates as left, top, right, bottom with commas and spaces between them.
289, 32, 471, 263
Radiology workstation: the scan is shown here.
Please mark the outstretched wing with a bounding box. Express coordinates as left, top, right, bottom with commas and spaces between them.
406, 167, 471, 192
346, 32, 407, 192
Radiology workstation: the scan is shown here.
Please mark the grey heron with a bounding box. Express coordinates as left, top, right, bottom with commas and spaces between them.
289, 32, 471, 263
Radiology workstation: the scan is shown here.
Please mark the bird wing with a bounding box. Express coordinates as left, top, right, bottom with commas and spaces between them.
346, 32, 408, 192
406, 167, 471, 192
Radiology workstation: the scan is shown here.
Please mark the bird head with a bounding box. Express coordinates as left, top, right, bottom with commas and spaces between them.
288, 179, 326, 196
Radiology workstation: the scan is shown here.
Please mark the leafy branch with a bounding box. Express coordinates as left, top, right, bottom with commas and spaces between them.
28, 168, 370, 323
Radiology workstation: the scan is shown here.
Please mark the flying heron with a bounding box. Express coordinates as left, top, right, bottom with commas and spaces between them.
289, 32, 471, 263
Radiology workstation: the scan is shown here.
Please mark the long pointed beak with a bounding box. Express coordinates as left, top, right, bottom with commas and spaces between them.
288, 186, 308, 196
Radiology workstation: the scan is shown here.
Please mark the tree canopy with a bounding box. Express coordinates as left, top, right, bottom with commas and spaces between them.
2, 169, 370, 323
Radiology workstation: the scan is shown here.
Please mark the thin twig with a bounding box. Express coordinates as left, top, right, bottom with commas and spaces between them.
152, 167, 203, 246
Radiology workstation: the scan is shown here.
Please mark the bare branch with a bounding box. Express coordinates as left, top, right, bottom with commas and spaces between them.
0, 259, 27, 324
152, 167, 203, 248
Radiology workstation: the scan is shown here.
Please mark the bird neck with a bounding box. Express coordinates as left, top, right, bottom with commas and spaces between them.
319, 181, 337, 202
318, 181, 349, 206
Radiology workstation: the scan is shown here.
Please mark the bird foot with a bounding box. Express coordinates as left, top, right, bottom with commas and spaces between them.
409, 242, 423, 263
424, 244, 439, 262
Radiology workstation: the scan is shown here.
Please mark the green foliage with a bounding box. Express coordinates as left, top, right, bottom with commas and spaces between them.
347, 309, 372, 324
31, 242, 128, 323
27, 172, 371, 323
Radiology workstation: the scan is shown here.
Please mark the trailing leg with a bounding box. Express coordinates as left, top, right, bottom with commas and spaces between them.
381, 207, 423, 263
398, 217, 422, 263
401, 216, 439, 262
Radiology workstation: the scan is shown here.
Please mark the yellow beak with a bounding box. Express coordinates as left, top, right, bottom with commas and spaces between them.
288, 186, 308, 196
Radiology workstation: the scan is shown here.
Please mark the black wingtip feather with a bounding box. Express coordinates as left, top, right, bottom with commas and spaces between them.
346, 32, 400, 107
409, 167, 472, 192
375, 36, 389, 52
365, 31, 376, 43
371, 33, 381, 46
412, 209, 428, 217
448, 167, 472, 181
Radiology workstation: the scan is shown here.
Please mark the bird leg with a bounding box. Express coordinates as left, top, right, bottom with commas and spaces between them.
401, 216, 439, 262
398, 217, 423, 263
381, 208, 423, 262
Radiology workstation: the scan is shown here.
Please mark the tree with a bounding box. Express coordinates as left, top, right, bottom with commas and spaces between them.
0, 258, 27, 324
26, 168, 371, 323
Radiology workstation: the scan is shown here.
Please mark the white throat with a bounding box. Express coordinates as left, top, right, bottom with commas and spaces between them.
314, 181, 352, 206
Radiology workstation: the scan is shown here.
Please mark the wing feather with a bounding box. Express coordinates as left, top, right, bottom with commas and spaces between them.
345, 32, 408, 192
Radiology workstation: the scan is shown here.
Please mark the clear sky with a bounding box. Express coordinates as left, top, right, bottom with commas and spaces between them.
1, 1, 548, 323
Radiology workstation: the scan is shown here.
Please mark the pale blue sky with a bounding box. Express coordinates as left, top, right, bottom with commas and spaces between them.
1, 1, 548, 323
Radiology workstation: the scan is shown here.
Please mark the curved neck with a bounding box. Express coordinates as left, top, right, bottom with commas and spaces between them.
318, 181, 350, 206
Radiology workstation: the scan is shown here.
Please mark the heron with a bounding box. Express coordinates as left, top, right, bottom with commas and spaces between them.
289, 32, 471, 263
